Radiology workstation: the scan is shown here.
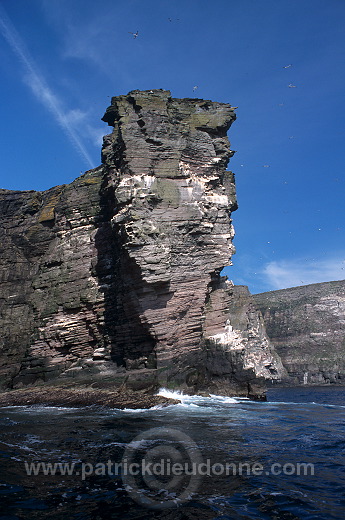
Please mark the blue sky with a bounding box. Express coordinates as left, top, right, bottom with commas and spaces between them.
0, 0, 344, 293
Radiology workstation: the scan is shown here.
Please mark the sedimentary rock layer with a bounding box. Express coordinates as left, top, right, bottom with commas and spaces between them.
0, 171, 106, 388
0, 89, 285, 396
253, 280, 345, 385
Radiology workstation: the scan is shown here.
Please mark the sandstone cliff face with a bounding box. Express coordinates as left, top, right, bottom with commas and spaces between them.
0, 171, 105, 389
0, 89, 285, 396
253, 280, 345, 385
203, 284, 286, 396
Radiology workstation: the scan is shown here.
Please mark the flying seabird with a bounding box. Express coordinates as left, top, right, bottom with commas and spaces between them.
283, 64, 292, 68
129, 31, 139, 39
288, 84, 297, 88
193, 86, 198, 91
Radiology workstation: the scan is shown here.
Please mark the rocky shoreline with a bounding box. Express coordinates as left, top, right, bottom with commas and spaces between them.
0, 386, 180, 409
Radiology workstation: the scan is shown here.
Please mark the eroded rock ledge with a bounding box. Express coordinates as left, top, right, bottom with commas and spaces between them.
0, 386, 178, 409
0, 90, 285, 399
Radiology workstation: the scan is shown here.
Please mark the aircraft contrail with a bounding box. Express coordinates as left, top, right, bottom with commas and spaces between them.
0, 6, 94, 169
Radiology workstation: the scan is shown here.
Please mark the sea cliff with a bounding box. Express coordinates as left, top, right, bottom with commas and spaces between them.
0, 90, 285, 400
253, 280, 345, 385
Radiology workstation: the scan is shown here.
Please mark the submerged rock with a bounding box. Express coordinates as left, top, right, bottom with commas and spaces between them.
0, 90, 285, 398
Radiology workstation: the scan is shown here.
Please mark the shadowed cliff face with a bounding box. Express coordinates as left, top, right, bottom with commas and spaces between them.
253, 281, 345, 385
0, 172, 106, 389
0, 90, 285, 396
99, 90, 237, 367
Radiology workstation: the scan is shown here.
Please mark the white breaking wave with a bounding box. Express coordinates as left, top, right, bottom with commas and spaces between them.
209, 393, 247, 403
157, 388, 243, 406
157, 388, 194, 400
156, 388, 203, 409
121, 404, 167, 413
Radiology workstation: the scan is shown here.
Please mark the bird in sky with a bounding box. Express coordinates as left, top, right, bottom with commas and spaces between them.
129, 31, 139, 38
193, 86, 198, 91
288, 84, 297, 88
283, 64, 292, 68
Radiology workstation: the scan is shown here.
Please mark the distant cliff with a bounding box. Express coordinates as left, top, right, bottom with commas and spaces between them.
253, 280, 345, 385
0, 89, 285, 397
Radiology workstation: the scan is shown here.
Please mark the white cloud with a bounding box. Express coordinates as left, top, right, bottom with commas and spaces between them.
64, 109, 107, 148
85, 125, 108, 147
262, 257, 345, 291
0, 6, 95, 169
40, 0, 112, 70
40, 0, 136, 86
64, 108, 88, 125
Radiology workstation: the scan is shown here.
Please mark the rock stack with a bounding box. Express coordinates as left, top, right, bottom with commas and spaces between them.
0, 90, 285, 398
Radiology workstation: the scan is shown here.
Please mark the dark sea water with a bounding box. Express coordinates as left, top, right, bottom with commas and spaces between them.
0, 386, 344, 519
